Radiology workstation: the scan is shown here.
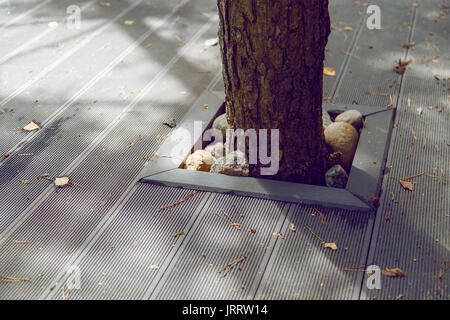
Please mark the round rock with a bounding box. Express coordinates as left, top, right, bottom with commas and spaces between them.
210, 151, 249, 177
212, 113, 228, 138
204, 141, 224, 159
334, 109, 364, 130
324, 122, 359, 171
325, 164, 349, 188
185, 150, 216, 172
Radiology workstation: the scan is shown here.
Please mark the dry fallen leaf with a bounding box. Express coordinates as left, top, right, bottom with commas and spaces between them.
382, 267, 406, 277
249, 228, 256, 234
54, 177, 70, 188
355, 2, 369, 7
23, 121, 40, 132
272, 232, 283, 237
399, 179, 414, 191
324, 242, 338, 251
394, 59, 411, 75
2, 153, 10, 159
323, 67, 336, 77
19, 180, 31, 184
174, 231, 184, 236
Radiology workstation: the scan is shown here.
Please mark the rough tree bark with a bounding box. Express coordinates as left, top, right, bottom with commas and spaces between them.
217, 0, 331, 185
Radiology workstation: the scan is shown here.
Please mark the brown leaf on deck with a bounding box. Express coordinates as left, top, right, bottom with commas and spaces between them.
22, 121, 40, 132
394, 59, 412, 75
323, 67, 336, 77
272, 232, 283, 237
382, 267, 406, 277
399, 179, 414, 191
54, 177, 71, 188
324, 242, 338, 251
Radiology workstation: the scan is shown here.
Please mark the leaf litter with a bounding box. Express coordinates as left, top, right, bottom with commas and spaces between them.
323, 67, 336, 77
22, 121, 40, 132
40, 174, 73, 188
222, 256, 247, 277
0, 275, 30, 283
398, 172, 425, 191
381, 267, 406, 277
394, 58, 412, 75
157, 191, 198, 211
218, 210, 242, 229
304, 225, 337, 251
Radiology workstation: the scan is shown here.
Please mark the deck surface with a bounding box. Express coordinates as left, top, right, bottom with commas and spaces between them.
0, 0, 448, 300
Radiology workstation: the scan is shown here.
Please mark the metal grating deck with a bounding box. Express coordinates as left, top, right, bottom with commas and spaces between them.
0, 0, 448, 300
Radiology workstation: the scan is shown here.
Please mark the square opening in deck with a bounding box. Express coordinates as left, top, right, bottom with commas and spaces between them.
139, 89, 395, 212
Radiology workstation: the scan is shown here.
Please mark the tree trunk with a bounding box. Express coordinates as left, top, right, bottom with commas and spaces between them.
217, 0, 330, 185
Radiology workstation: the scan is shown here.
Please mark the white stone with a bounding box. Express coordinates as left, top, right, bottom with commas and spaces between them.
334, 109, 364, 130
210, 151, 249, 177
204, 142, 224, 159
185, 150, 216, 172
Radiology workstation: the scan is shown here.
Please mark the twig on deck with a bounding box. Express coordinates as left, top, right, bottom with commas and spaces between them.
157, 191, 198, 211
